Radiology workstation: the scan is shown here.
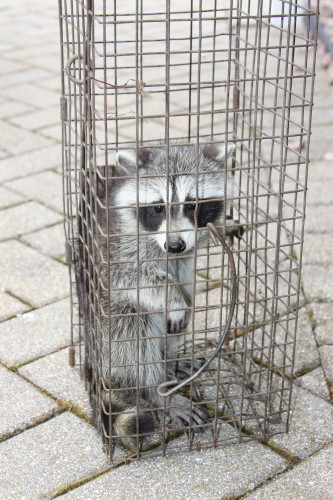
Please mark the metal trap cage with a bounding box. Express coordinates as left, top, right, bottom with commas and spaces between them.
59, 0, 318, 462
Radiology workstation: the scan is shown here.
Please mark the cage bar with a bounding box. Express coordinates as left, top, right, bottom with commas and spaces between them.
59, 0, 318, 463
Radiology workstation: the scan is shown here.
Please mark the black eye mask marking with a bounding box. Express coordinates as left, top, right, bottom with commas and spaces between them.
138, 201, 166, 232
184, 197, 224, 227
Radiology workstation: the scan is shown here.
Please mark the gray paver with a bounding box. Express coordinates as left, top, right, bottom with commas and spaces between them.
0, 68, 52, 90
310, 302, 333, 345
0, 143, 61, 183
305, 205, 333, 234
5, 171, 64, 212
39, 123, 62, 142
21, 222, 66, 259
269, 385, 333, 459
297, 367, 331, 401
0, 298, 71, 367
274, 308, 319, 377
302, 233, 333, 265
302, 265, 333, 301
0, 201, 61, 240
247, 443, 333, 499
0, 185, 24, 209
0, 291, 30, 322
0, 100, 34, 119
8, 105, 60, 131
19, 347, 92, 417
319, 345, 333, 385
0, 412, 108, 500
61, 441, 287, 500
0, 82, 59, 109
0, 120, 55, 156
0, 240, 68, 307
0, 365, 56, 437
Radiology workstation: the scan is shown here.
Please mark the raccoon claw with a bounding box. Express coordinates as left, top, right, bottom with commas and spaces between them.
169, 394, 207, 431
167, 309, 189, 333
175, 358, 206, 379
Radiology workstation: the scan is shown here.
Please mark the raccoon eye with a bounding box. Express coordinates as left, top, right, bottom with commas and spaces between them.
154, 205, 164, 213
186, 203, 196, 211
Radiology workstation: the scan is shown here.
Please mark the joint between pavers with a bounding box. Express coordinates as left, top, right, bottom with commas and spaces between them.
17, 231, 68, 266
304, 303, 333, 398
0, 406, 64, 445
0, 293, 70, 326
50, 466, 112, 499
239, 438, 333, 499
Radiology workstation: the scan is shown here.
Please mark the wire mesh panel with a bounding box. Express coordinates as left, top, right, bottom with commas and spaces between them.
59, 0, 318, 463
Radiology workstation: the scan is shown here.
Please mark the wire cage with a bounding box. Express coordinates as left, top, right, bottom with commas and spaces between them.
59, 0, 318, 462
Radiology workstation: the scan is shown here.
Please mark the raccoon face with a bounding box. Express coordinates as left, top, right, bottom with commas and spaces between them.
115, 143, 235, 254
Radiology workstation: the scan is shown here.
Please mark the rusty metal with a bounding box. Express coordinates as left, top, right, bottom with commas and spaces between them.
59, 0, 318, 463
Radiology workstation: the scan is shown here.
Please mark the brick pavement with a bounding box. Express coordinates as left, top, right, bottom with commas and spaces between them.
0, 1, 332, 499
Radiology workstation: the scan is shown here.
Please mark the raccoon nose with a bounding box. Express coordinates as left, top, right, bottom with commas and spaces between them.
164, 240, 186, 254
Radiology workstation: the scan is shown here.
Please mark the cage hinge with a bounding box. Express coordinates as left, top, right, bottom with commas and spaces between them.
65, 239, 73, 264
68, 346, 75, 367
60, 95, 68, 121
233, 86, 240, 109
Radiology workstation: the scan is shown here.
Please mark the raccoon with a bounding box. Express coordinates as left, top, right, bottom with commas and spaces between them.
78, 142, 242, 451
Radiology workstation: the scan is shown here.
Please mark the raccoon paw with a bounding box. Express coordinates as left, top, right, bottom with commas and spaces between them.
226, 219, 244, 239
113, 409, 156, 452
169, 394, 207, 432
174, 357, 206, 380
167, 309, 189, 333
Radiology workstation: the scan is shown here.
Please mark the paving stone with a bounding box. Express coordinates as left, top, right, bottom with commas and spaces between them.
0, 121, 54, 156
5, 171, 63, 212
0, 298, 71, 367
269, 385, 333, 459
297, 367, 331, 401
8, 105, 60, 131
24, 52, 61, 73
61, 440, 287, 500
302, 265, 333, 301
0, 412, 108, 500
274, 308, 319, 377
0, 68, 52, 90
39, 123, 62, 142
305, 205, 333, 234
0, 365, 56, 437
307, 181, 333, 206
302, 233, 333, 265
0, 100, 34, 119
36, 75, 62, 93
21, 222, 66, 259
308, 160, 333, 181
0, 240, 68, 308
0, 143, 61, 183
247, 443, 333, 499
0, 291, 30, 322
0, 57, 28, 74
0, 201, 61, 240
294, 308, 320, 375
309, 302, 333, 346
19, 347, 92, 417
319, 345, 333, 386
0, 186, 25, 209
0, 82, 59, 109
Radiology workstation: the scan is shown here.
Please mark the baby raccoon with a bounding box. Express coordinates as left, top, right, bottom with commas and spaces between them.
78, 142, 242, 450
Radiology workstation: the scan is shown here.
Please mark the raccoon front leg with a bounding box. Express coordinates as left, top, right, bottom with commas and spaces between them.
133, 267, 190, 334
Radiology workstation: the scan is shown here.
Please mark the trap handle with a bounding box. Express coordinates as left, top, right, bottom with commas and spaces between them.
158, 222, 238, 398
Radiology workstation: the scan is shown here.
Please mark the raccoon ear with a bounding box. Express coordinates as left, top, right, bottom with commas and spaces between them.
115, 151, 137, 176
202, 142, 235, 165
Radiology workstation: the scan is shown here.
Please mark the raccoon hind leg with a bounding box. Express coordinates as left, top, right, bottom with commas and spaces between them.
102, 386, 156, 451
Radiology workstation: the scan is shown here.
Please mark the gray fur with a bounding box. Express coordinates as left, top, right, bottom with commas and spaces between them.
79, 142, 239, 449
